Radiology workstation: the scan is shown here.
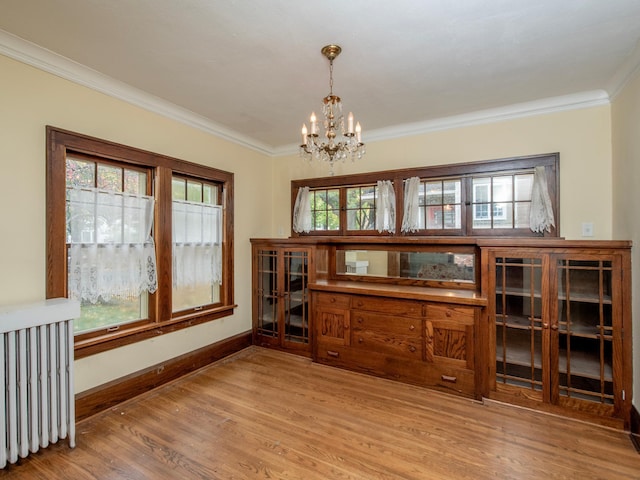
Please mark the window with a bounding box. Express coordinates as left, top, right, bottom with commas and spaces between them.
420, 179, 462, 230
47, 127, 234, 357
292, 153, 558, 237
346, 185, 376, 231
65, 154, 153, 335
310, 188, 339, 231
172, 176, 223, 312
470, 172, 534, 231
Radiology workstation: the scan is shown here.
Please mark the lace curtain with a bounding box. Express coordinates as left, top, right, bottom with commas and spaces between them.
529, 166, 556, 233
293, 186, 312, 233
401, 176, 421, 233
66, 187, 158, 303
172, 200, 223, 288
376, 180, 396, 233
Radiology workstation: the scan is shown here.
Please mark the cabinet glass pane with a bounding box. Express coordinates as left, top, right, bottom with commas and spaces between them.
257, 250, 278, 337
495, 257, 543, 391
557, 259, 614, 404
283, 251, 309, 344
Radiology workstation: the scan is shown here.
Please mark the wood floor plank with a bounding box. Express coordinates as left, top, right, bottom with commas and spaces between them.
1, 347, 638, 479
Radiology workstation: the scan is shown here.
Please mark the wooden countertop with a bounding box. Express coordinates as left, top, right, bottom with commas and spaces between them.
309, 280, 487, 307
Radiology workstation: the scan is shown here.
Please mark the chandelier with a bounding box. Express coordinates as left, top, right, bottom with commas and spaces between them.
300, 44, 365, 175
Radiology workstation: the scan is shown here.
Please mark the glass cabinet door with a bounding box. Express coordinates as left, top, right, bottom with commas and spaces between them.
256, 249, 278, 340
494, 255, 547, 398
555, 258, 615, 408
283, 250, 309, 346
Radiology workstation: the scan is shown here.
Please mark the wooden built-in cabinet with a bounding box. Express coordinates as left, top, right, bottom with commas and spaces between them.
480, 240, 632, 428
251, 237, 632, 428
313, 287, 483, 398
252, 241, 314, 356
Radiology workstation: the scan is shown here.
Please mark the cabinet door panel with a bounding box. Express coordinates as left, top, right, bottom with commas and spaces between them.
316, 307, 351, 346
426, 318, 474, 370
555, 258, 616, 409
493, 255, 546, 399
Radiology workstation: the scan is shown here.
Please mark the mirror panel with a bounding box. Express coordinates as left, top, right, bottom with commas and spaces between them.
337, 249, 475, 284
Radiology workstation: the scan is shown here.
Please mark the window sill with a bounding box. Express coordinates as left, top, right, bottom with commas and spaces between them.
74, 304, 237, 359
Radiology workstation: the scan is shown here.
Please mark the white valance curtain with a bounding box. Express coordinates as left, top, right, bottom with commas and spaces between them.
529, 166, 556, 233
293, 186, 312, 233
172, 200, 223, 288
401, 176, 421, 233
376, 180, 396, 233
66, 187, 158, 303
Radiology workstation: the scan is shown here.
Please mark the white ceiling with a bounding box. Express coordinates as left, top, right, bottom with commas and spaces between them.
2, 0, 640, 155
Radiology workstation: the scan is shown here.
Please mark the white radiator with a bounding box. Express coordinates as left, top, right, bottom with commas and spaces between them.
0, 298, 80, 468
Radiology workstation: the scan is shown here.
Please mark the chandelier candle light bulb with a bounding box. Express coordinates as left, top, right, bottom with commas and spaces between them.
299, 44, 366, 175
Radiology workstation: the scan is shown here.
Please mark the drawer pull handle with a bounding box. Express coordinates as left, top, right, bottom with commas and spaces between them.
441, 375, 457, 383
358, 337, 364, 343
357, 317, 363, 323
409, 346, 416, 353
445, 310, 452, 317
327, 350, 340, 358
409, 325, 415, 331
330, 297, 336, 303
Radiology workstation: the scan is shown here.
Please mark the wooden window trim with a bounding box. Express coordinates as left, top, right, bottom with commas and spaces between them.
291, 153, 559, 238
46, 126, 235, 359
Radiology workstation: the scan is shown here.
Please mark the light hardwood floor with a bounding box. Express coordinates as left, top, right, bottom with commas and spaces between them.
1, 347, 639, 479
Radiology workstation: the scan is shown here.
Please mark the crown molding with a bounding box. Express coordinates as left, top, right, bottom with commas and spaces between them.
0, 29, 274, 155
275, 90, 611, 156
1, 29, 614, 159
607, 38, 640, 100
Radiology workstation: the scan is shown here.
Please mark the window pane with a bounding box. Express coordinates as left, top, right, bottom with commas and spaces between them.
493, 202, 513, 228
346, 186, 375, 231
172, 178, 186, 200
75, 295, 148, 334
187, 180, 202, 202
425, 182, 442, 205
310, 188, 340, 231
493, 176, 512, 202
426, 206, 443, 229
443, 180, 462, 204
515, 202, 531, 228
473, 178, 490, 203
66, 158, 95, 187
444, 205, 461, 229
515, 174, 534, 201
203, 184, 217, 205
97, 164, 122, 192
124, 169, 146, 194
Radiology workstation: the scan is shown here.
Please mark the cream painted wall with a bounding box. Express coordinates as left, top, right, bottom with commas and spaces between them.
0, 55, 273, 393
0, 51, 625, 399
274, 106, 614, 241
612, 68, 640, 409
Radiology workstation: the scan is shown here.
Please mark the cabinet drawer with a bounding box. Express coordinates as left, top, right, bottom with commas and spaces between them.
351, 311, 422, 359
351, 296, 424, 318
314, 292, 351, 308
426, 304, 475, 324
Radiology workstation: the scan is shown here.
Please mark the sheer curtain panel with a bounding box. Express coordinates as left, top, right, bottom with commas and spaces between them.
529, 166, 555, 233
376, 180, 396, 233
66, 187, 158, 303
172, 200, 223, 288
293, 186, 312, 233
401, 176, 421, 233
